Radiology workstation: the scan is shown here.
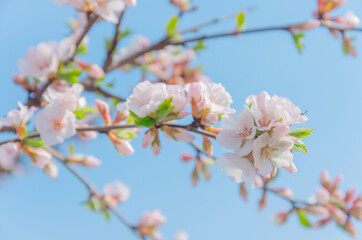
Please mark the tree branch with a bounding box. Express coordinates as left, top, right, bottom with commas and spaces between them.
44, 146, 143, 239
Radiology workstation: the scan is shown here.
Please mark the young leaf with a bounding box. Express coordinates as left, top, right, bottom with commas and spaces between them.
292, 32, 304, 53
236, 11, 246, 29
155, 98, 173, 121
75, 44, 87, 55
166, 16, 179, 37
293, 142, 308, 154
74, 106, 97, 119
298, 210, 312, 227
115, 130, 137, 140
58, 68, 82, 84
289, 128, 313, 139
25, 138, 45, 148
194, 40, 206, 51
103, 211, 111, 220
130, 111, 156, 128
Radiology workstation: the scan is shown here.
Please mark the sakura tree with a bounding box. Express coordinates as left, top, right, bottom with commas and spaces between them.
0, 0, 361, 239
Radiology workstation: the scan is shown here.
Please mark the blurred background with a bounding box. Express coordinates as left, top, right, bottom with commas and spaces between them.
0, 0, 362, 239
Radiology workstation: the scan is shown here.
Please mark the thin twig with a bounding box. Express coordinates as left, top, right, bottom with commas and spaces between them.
44, 146, 142, 239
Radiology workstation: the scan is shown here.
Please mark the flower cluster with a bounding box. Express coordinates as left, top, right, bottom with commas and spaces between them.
216, 91, 310, 186
138, 209, 167, 239
274, 170, 362, 238
54, 0, 137, 23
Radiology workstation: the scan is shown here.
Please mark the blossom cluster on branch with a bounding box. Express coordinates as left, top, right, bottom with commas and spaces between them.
0, 0, 361, 239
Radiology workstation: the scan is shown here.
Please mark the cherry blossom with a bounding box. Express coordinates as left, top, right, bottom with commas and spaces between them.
18, 42, 60, 81
54, 0, 127, 23
34, 103, 76, 145
23, 147, 58, 179
216, 107, 256, 156
142, 127, 161, 155
44, 83, 84, 112
186, 80, 233, 124
126, 81, 167, 118
0, 102, 37, 137
103, 181, 130, 206
0, 143, 19, 171
138, 209, 167, 239
216, 153, 256, 186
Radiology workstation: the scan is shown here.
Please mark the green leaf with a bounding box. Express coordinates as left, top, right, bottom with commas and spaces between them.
25, 138, 45, 148
289, 128, 313, 139
298, 210, 312, 227
166, 16, 179, 37
58, 68, 82, 84
115, 130, 137, 140
75, 44, 87, 55
292, 32, 304, 53
194, 40, 206, 51
74, 106, 97, 119
103, 211, 111, 220
68, 144, 75, 155
130, 111, 156, 128
293, 142, 308, 154
155, 98, 173, 121
84, 198, 105, 212
236, 11, 246, 29
118, 29, 131, 39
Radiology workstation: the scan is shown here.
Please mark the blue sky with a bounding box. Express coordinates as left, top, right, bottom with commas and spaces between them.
0, 0, 362, 239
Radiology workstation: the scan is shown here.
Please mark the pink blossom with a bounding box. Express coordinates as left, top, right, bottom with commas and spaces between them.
0, 102, 37, 137
253, 132, 294, 176
103, 181, 130, 206
0, 143, 19, 171
18, 42, 60, 81
23, 147, 58, 179
44, 83, 84, 112
345, 12, 360, 28
215, 153, 256, 187
45, 161, 59, 179
139, 209, 167, 239
173, 231, 188, 240
216, 107, 256, 156
34, 103, 76, 145
126, 81, 167, 118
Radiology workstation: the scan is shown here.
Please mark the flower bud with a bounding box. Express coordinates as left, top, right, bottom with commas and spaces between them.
95, 99, 111, 125
316, 187, 330, 205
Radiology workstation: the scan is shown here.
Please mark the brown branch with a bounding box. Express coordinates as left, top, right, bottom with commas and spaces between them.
44, 146, 142, 239
0, 122, 216, 146
82, 82, 126, 102
103, 10, 127, 72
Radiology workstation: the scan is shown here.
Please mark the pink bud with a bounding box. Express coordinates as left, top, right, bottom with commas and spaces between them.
273, 211, 289, 225
181, 153, 194, 162
301, 20, 321, 30
83, 155, 101, 168
345, 221, 358, 239
306, 205, 329, 217
320, 170, 330, 188
95, 99, 111, 125
239, 183, 248, 202
202, 136, 213, 157
327, 204, 347, 225
344, 188, 356, 203
75, 60, 105, 79
254, 175, 264, 188
284, 162, 297, 174
316, 187, 330, 205
350, 201, 362, 220
104, 181, 130, 206
273, 188, 293, 199
44, 162, 58, 179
